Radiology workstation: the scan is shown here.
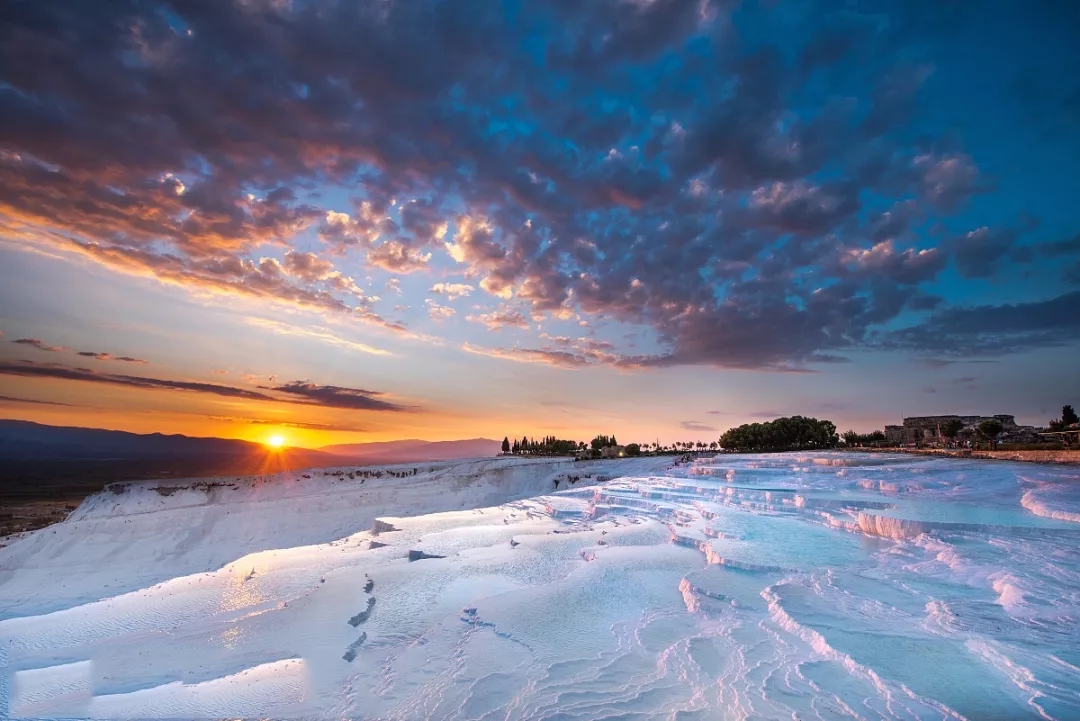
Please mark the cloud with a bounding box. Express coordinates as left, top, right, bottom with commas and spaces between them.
912, 153, 983, 211
11, 338, 65, 352
881, 291, 1080, 356
1041, 233, 1080, 258
465, 307, 530, 331
841, 241, 945, 285
266, 381, 409, 412
11, 336, 148, 362
38, 238, 402, 329
210, 416, 368, 432
367, 242, 432, 273
461, 343, 594, 370
1, 0, 1076, 373
425, 300, 456, 320
461, 337, 635, 370
953, 226, 1025, 279
281, 250, 336, 282
748, 180, 860, 236
430, 282, 474, 300
679, 421, 717, 433
0, 394, 77, 406
0, 360, 410, 411
245, 317, 391, 356
76, 352, 148, 363
0, 360, 276, 400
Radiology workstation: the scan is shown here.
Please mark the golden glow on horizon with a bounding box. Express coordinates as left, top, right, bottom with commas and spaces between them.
266, 434, 286, 449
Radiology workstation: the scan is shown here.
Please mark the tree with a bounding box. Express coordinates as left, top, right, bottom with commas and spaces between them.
978, 419, 1004, 446
501, 437, 511, 454
719, 416, 839, 452
940, 419, 965, 447
625, 443, 641, 456
1063, 405, 1079, 427
590, 434, 617, 450
941, 419, 965, 439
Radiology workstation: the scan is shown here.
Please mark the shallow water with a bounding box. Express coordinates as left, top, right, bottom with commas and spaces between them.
3, 453, 1079, 719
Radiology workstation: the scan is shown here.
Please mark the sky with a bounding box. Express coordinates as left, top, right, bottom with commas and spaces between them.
1, 0, 1078, 448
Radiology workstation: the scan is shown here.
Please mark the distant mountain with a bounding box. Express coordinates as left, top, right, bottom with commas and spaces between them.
0, 419, 334, 465
319, 438, 501, 463
0, 420, 499, 466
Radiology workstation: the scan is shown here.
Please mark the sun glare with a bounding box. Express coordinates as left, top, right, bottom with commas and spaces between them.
267, 435, 286, 449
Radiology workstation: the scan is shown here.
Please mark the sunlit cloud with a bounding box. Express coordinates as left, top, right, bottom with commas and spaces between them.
245, 317, 392, 356
425, 300, 456, 321
465, 308, 529, 331
429, 282, 474, 300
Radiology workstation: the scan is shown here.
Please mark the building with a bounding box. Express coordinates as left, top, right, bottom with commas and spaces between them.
1039, 424, 1080, 447
885, 425, 904, 444
895, 415, 1018, 446
599, 445, 626, 459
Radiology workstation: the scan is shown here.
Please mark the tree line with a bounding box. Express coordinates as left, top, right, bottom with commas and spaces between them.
842, 430, 886, 446
502, 435, 598, 455
500, 434, 706, 457
500, 405, 1077, 459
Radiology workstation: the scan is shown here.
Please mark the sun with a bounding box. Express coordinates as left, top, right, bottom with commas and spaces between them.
266, 435, 286, 449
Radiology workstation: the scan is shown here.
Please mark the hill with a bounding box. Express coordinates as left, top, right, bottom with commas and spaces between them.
0, 421, 500, 536
0, 420, 339, 536
0, 419, 275, 460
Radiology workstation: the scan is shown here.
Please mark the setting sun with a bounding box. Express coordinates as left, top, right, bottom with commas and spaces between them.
266, 435, 286, 449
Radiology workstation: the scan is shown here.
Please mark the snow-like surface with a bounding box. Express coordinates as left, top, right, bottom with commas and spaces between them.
3, 453, 1080, 719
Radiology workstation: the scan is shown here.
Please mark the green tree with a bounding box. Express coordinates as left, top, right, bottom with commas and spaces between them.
940, 419, 965, 446
501, 437, 511, 454
1063, 405, 1079, 427
978, 419, 1004, 446
590, 434, 617, 450
719, 416, 839, 452
625, 443, 641, 456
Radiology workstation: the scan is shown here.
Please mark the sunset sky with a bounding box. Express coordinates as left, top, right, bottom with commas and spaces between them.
1, 0, 1078, 448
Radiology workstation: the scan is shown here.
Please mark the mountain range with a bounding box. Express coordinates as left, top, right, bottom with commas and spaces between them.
0, 419, 498, 465
0, 420, 502, 535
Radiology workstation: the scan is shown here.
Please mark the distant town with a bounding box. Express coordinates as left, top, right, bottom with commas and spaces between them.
502, 405, 1080, 458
